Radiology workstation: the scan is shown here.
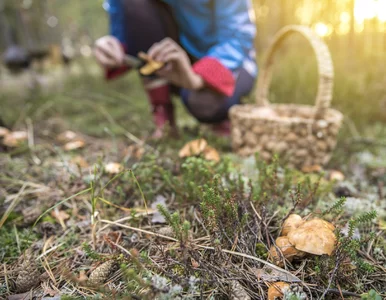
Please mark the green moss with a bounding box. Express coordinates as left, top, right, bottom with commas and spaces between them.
0, 227, 37, 262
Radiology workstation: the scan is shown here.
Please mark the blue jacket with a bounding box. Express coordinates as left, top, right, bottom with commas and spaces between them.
104, 0, 257, 95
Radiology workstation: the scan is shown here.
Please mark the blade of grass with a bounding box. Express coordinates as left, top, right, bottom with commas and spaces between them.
0, 183, 27, 229
13, 225, 21, 254
33, 187, 92, 228
129, 170, 149, 215
98, 197, 155, 214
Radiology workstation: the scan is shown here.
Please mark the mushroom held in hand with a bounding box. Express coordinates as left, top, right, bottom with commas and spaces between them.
138, 51, 165, 76
268, 282, 290, 300
287, 220, 336, 256
281, 214, 304, 236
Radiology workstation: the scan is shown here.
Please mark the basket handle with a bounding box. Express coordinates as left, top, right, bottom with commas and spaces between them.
256, 25, 334, 118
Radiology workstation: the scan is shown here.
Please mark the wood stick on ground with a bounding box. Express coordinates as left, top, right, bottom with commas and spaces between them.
100, 219, 301, 282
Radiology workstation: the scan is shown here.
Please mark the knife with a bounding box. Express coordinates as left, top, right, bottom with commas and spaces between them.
123, 54, 145, 69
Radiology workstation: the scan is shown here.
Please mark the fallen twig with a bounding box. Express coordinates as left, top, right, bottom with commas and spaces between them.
100, 219, 302, 283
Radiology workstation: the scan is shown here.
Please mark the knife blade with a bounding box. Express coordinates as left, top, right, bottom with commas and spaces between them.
123, 54, 144, 69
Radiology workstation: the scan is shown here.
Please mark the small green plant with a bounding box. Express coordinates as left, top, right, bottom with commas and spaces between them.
252, 154, 330, 211
361, 289, 382, 300
200, 177, 239, 236
322, 197, 346, 216
82, 242, 102, 260
317, 210, 378, 299
339, 211, 378, 273
157, 205, 191, 246
0, 227, 37, 262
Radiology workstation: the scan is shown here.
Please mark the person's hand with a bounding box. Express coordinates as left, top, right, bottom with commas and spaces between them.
94, 36, 125, 68
148, 38, 204, 90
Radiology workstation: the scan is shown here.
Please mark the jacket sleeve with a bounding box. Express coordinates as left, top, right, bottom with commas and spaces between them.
192, 0, 256, 96
104, 0, 131, 80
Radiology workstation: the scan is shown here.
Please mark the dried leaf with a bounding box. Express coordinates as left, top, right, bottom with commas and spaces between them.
104, 162, 124, 174
179, 139, 208, 158
41, 281, 58, 297
3, 131, 28, 147
77, 270, 88, 283
130, 248, 140, 257
191, 258, 200, 268
64, 140, 85, 151
203, 146, 220, 162
301, 165, 322, 173
0, 126, 10, 137
126, 144, 145, 159
51, 209, 70, 229
71, 156, 89, 168
57, 130, 77, 143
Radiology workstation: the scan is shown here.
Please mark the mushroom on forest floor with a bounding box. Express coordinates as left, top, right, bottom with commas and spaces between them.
269, 236, 305, 267
281, 214, 305, 236
271, 215, 337, 265
287, 221, 336, 256
3, 131, 28, 147
268, 282, 290, 300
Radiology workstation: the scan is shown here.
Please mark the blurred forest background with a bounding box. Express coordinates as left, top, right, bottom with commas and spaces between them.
1, 0, 386, 58
0, 0, 385, 128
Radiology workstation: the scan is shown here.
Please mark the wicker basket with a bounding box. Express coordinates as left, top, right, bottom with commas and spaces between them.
229, 25, 343, 169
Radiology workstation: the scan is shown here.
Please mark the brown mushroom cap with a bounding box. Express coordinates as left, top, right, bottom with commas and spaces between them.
287, 223, 336, 255
329, 170, 345, 182
178, 139, 208, 158
269, 236, 305, 266
275, 237, 300, 259
203, 146, 220, 162
0, 127, 10, 138
268, 282, 290, 300
57, 130, 77, 143
3, 131, 28, 147
301, 218, 335, 232
281, 214, 305, 236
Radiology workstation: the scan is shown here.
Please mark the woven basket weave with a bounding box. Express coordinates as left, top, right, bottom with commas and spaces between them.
229, 25, 343, 168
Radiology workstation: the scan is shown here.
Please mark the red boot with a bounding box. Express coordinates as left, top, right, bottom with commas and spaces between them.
152, 103, 178, 139
145, 80, 178, 139
211, 120, 231, 137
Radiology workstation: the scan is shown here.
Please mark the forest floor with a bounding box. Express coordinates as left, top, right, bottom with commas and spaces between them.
0, 54, 386, 300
